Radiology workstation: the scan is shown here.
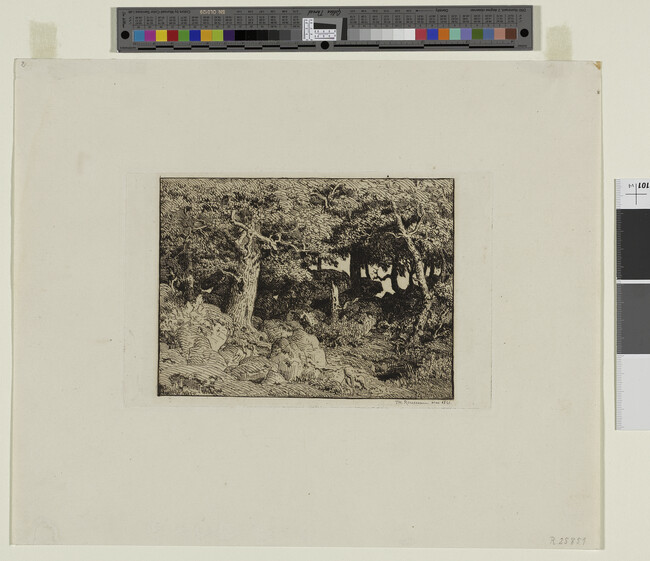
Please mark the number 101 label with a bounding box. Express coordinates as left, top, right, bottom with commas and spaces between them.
617, 178, 650, 209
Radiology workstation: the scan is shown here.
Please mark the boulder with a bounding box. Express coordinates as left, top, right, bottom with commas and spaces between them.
262, 368, 286, 386
286, 319, 303, 331
359, 313, 377, 336
206, 322, 228, 352
206, 352, 228, 372
263, 319, 293, 343
177, 324, 201, 358
285, 360, 303, 382
219, 343, 246, 366
316, 368, 349, 395
159, 348, 186, 366
344, 367, 376, 391
187, 335, 213, 365
297, 310, 320, 328
300, 364, 318, 383
203, 303, 233, 329
239, 355, 272, 371
289, 329, 327, 368
321, 368, 345, 385
229, 355, 272, 382
269, 349, 303, 382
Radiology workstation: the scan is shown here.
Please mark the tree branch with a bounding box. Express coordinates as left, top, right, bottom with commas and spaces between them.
230, 210, 279, 250
230, 211, 307, 253
311, 182, 343, 209
370, 269, 391, 282
329, 182, 342, 200
311, 191, 329, 208
272, 232, 303, 252
220, 269, 243, 283
391, 201, 410, 238
391, 201, 431, 299
408, 214, 423, 236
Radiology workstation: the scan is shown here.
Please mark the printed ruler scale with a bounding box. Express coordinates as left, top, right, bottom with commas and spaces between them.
616, 178, 650, 430
116, 5, 533, 52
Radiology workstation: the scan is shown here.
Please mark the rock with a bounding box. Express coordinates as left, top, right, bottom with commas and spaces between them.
316, 368, 350, 395
289, 329, 327, 367
245, 328, 271, 355
206, 322, 228, 352
270, 337, 304, 362
298, 310, 319, 328
321, 368, 345, 385
206, 352, 227, 372
344, 367, 374, 390
269, 351, 290, 377
289, 329, 315, 351
177, 324, 200, 358
286, 360, 303, 382
262, 368, 286, 386
203, 303, 233, 329
359, 313, 376, 335
219, 344, 246, 366
159, 348, 186, 366
187, 335, 213, 365
263, 320, 293, 343
269, 350, 303, 382
228, 356, 272, 382
310, 348, 327, 368
239, 355, 273, 371
301, 364, 318, 382
271, 337, 289, 353
286, 319, 302, 331
269, 349, 289, 369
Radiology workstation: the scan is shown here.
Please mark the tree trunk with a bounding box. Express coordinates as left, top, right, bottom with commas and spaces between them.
440, 253, 449, 282
226, 231, 261, 328
426, 257, 438, 288
414, 295, 435, 339
184, 242, 196, 301
392, 203, 436, 341
390, 263, 402, 294
330, 280, 340, 321
349, 246, 362, 293
187, 273, 195, 301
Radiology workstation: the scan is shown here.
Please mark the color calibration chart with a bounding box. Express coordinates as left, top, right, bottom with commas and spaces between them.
616, 179, 650, 430
116, 6, 533, 52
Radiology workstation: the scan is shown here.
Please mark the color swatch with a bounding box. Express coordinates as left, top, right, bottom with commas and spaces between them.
118, 7, 534, 52
132, 26, 518, 42
616, 178, 650, 430
617, 284, 650, 354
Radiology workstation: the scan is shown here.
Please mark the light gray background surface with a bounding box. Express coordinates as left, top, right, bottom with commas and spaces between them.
0, 0, 646, 559
11, 58, 601, 548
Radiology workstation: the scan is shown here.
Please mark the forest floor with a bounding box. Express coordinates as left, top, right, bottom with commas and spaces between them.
159, 294, 453, 400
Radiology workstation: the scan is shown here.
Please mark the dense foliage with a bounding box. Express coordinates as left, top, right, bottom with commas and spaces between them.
159, 178, 454, 399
